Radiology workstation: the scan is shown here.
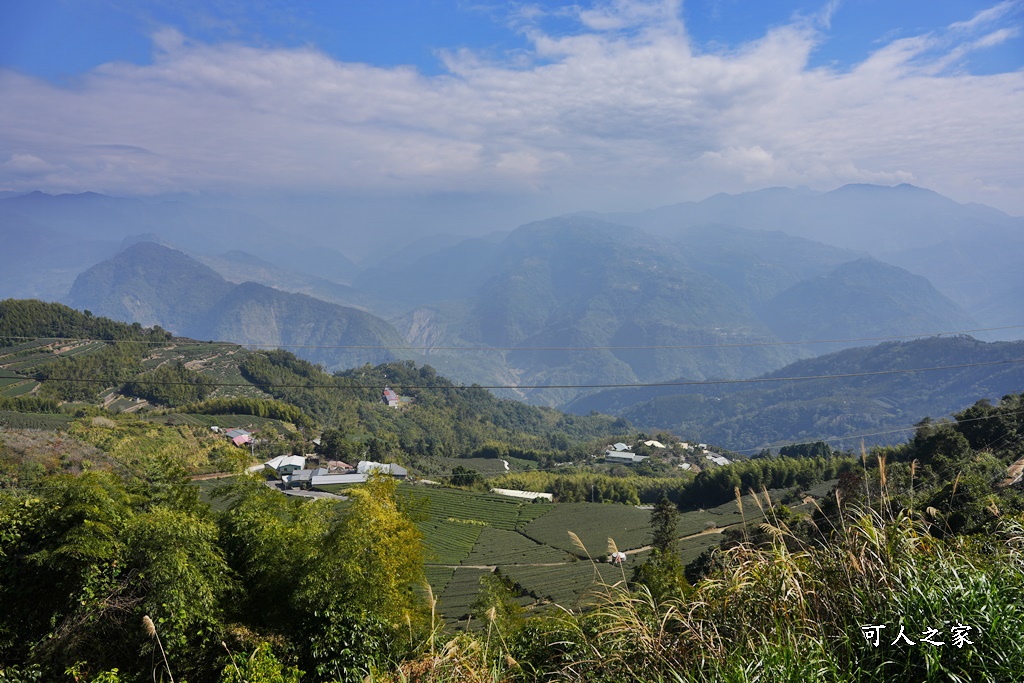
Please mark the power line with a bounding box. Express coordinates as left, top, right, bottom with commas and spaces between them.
16, 356, 1024, 391
1, 323, 1023, 352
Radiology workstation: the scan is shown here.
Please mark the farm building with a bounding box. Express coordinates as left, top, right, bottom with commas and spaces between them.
491, 488, 554, 502
356, 460, 409, 479
704, 452, 732, 466
605, 450, 649, 464
309, 473, 368, 487
265, 454, 305, 476
226, 428, 252, 446
286, 467, 329, 489
643, 440, 666, 449
383, 386, 400, 407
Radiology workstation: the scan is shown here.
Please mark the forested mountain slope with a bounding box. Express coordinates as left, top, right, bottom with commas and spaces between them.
567, 336, 1024, 451
66, 243, 406, 370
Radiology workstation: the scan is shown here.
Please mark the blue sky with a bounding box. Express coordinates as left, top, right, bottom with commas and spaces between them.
3, 1, 1021, 79
1, 0, 1022, 217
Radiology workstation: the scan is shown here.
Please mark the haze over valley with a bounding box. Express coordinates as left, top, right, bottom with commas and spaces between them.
2, 180, 1023, 452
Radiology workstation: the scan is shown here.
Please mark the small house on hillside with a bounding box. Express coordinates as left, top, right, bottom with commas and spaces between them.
643, 440, 666, 449
226, 428, 252, 446
612, 442, 630, 452
704, 452, 731, 467
383, 387, 400, 407
265, 454, 305, 477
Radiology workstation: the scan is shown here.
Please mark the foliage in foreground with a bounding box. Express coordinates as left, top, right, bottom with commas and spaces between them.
391, 505, 1024, 683
0, 471, 426, 683
386, 395, 1024, 682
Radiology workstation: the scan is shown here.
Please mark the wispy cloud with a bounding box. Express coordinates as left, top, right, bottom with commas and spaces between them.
949, 0, 1022, 32
0, 0, 1021, 213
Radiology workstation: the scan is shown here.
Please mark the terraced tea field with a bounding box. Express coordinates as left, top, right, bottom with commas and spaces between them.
419, 519, 485, 565
436, 567, 493, 622
411, 481, 843, 623
143, 343, 265, 399
401, 484, 548, 532
462, 528, 573, 566
0, 411, 74, 429
501, 560, 625, 608
521, 502, 653, 556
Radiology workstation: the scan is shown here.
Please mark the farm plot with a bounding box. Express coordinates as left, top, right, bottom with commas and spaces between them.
672, 490, 788, 535
799, 479, 839, 499
106, 396, 142, 413
423, 566, 455, 599
419, 519, 485, 565
0, 411, 74, 429
502, 561, 624, 609
630, 532, 724, 568
141, 342, 232, 368
0, 370, 22, 387
437, 567, 493, 622
1, 354, 56, 372
462, 528, 573, 567
191, 476, 241, 512
141, 344, 266, 399
60, 341, 107, 357
678, 532, 724, 564
400, 485, 526, 531
0, 339, 55, 358
516, 501, 554, 527
522, 503, 652, 557
0, 379, 38, 397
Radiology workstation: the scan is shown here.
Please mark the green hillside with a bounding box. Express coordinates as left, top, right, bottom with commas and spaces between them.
570, 335, 1024, 451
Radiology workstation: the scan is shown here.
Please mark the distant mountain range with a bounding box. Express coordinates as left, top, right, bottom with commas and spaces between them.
596, 183, 1024, 338
2, 183, 1020, 410
354, 214, 976, 404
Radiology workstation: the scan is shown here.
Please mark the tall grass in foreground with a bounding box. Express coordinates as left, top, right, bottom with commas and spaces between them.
385, 499, 1024, 682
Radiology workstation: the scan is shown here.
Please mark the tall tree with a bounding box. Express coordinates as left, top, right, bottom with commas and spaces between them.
632, 494, 690, 602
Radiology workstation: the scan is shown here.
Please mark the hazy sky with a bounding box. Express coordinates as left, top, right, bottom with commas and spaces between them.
1, 0, 1023, 218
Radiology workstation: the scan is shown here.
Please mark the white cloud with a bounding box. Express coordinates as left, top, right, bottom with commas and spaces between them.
3, 153, 56, 174
950, 0, 1021, 32
0, 1, 1021, 214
